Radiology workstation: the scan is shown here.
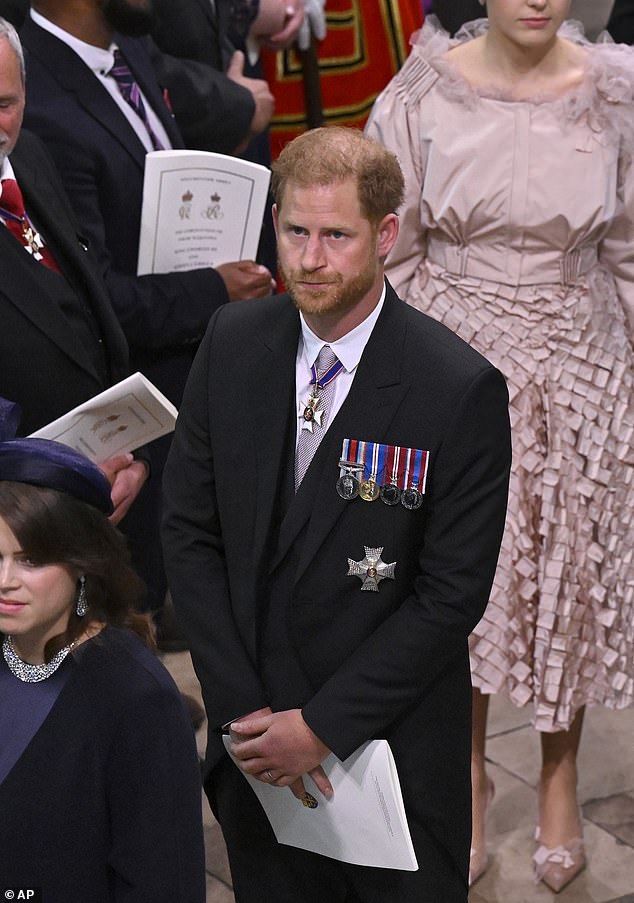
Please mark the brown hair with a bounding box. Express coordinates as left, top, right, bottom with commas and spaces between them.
271, 126, 405, 225
0, 481, 153, 660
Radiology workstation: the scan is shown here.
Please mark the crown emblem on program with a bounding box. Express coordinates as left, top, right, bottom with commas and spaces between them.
182, 190, 193, 202
210, 193, 221, 203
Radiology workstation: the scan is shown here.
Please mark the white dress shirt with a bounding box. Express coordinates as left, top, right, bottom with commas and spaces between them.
0, 157, 16, 188
30, 8, 173, 155
294, 283, 386, 449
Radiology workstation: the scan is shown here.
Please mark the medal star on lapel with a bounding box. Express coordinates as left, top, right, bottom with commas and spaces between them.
347, 546, 396, 592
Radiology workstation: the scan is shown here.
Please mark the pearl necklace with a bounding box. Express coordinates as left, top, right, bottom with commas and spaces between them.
2, 635, 74, 683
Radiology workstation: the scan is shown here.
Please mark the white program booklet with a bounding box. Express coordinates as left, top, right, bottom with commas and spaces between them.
137, 149, 271, 275
223, 737, 419, 871
29, 372, 177, 461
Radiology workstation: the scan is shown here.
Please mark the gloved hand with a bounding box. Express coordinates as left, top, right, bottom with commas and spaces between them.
297, 0, 327, 50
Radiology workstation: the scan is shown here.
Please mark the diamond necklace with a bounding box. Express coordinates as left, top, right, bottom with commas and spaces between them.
2, 635, 74, 682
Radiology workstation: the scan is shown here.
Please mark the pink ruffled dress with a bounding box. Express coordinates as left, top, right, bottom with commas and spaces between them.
366, 18, 634, 732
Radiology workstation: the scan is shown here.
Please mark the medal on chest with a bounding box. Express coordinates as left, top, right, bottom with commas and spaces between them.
0, 206, 47, 261
299, 354, 344, 433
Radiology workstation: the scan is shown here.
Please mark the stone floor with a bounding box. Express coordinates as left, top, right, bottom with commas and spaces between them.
162, 650, 634, 903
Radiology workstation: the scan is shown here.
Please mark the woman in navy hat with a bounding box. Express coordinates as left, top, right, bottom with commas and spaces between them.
0, 424, 205, 902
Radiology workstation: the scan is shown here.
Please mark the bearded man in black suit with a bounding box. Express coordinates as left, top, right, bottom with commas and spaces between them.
162, 127, 511, 902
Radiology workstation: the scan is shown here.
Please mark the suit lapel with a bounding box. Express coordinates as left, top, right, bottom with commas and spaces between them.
7, 136, 127, 381
118, 36, 184, 149
273, 287, 411, 580
22, 20, 151, 171
248, 299, 300, 572
194, 0, 217, 29
0, 228, 101, 379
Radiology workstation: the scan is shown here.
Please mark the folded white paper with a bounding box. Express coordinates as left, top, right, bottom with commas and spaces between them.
223, 737, 418, 870
137, 149, 271, 275
29, 372, 177, 460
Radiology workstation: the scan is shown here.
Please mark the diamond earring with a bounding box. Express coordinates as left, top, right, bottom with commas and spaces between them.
76, 575, 88, 617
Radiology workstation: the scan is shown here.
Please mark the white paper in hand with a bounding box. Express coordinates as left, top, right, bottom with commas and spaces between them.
223, 737, 418, 870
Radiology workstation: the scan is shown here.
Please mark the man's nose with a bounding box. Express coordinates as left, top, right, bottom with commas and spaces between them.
301, 235, 326, 271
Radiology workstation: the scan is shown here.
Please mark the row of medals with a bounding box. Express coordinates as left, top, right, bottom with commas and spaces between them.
336, 461, 423, 510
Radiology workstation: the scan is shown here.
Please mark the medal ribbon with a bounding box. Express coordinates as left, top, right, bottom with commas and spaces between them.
363, 442, 380, 481
407, 448, 429, 492
385, 444, 401, 486
339, 439, 429, 492
376, 442, 387, 483
0, 184, 61, 274
310, 356, 344, 390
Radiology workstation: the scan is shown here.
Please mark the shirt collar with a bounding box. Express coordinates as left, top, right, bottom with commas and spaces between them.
30, 7, 118, 75
299, 281, 386, 373
0, 157, 15, 184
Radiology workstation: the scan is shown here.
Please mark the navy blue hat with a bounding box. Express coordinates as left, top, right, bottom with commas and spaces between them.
0, 439, 114, 514
0, 397, 113, 514
0, 436, 114, 515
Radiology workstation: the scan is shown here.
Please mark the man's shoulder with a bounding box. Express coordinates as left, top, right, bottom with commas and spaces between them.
11, 128, 51, 166
213, 293, 296, 332
10, 129, 70, 202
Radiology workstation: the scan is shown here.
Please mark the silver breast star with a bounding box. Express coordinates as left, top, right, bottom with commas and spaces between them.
347, 546, 396, 592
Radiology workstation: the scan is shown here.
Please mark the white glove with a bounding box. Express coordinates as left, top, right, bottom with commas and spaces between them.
297, 0, 327, 50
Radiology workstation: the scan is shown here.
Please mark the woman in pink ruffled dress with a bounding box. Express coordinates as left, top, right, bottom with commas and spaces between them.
367, 0, 634, 893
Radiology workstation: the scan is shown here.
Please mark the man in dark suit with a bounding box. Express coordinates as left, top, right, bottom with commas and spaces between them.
150, 0, 285, 154
162, 127, 511, 901
20, 0, 273, 410
0, 0, 274, 155
19, 0, 274, 620
0, 18, 145, 522
149, 0, 308, 272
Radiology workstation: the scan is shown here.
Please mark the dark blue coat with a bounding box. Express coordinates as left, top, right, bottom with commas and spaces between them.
0, 627, 205, 902
20, 17, 229, 406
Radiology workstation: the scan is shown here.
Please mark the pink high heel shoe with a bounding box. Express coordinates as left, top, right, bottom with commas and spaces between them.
469, 778, 495, 886
533, 825, 586, 893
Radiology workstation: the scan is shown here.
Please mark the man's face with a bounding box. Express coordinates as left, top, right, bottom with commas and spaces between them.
274, 178, 395, 332
101, 0, 155, 36
0, 38, 24, 167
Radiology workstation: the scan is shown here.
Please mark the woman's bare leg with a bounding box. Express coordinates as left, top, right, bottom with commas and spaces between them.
470, 688, 492, 880
538, 708, 585, 846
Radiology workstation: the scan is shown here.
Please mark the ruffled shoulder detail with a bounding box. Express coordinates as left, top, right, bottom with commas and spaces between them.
405, 15, 482, 110
565, 36, 634, 138
385, 16, 447, 105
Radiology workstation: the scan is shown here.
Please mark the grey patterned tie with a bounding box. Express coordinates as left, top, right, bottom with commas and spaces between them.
295, 345, 340, 491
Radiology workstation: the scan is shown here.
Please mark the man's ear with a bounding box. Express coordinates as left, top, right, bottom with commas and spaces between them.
376, 213, 399, 261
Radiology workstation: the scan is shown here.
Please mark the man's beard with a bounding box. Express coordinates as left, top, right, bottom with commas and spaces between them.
278, 257, 378, 319
102, 0, 155, 36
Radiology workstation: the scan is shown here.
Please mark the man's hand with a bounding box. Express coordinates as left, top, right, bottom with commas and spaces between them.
216, 260, 275, 300
262, 1, 306, 50
229, 708, 333, 798
99, 453, 148, 524
228, 705, 273, 743
226, 50, 274, 144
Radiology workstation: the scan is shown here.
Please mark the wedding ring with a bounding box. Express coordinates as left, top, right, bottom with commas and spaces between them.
265, 769, 274, 782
